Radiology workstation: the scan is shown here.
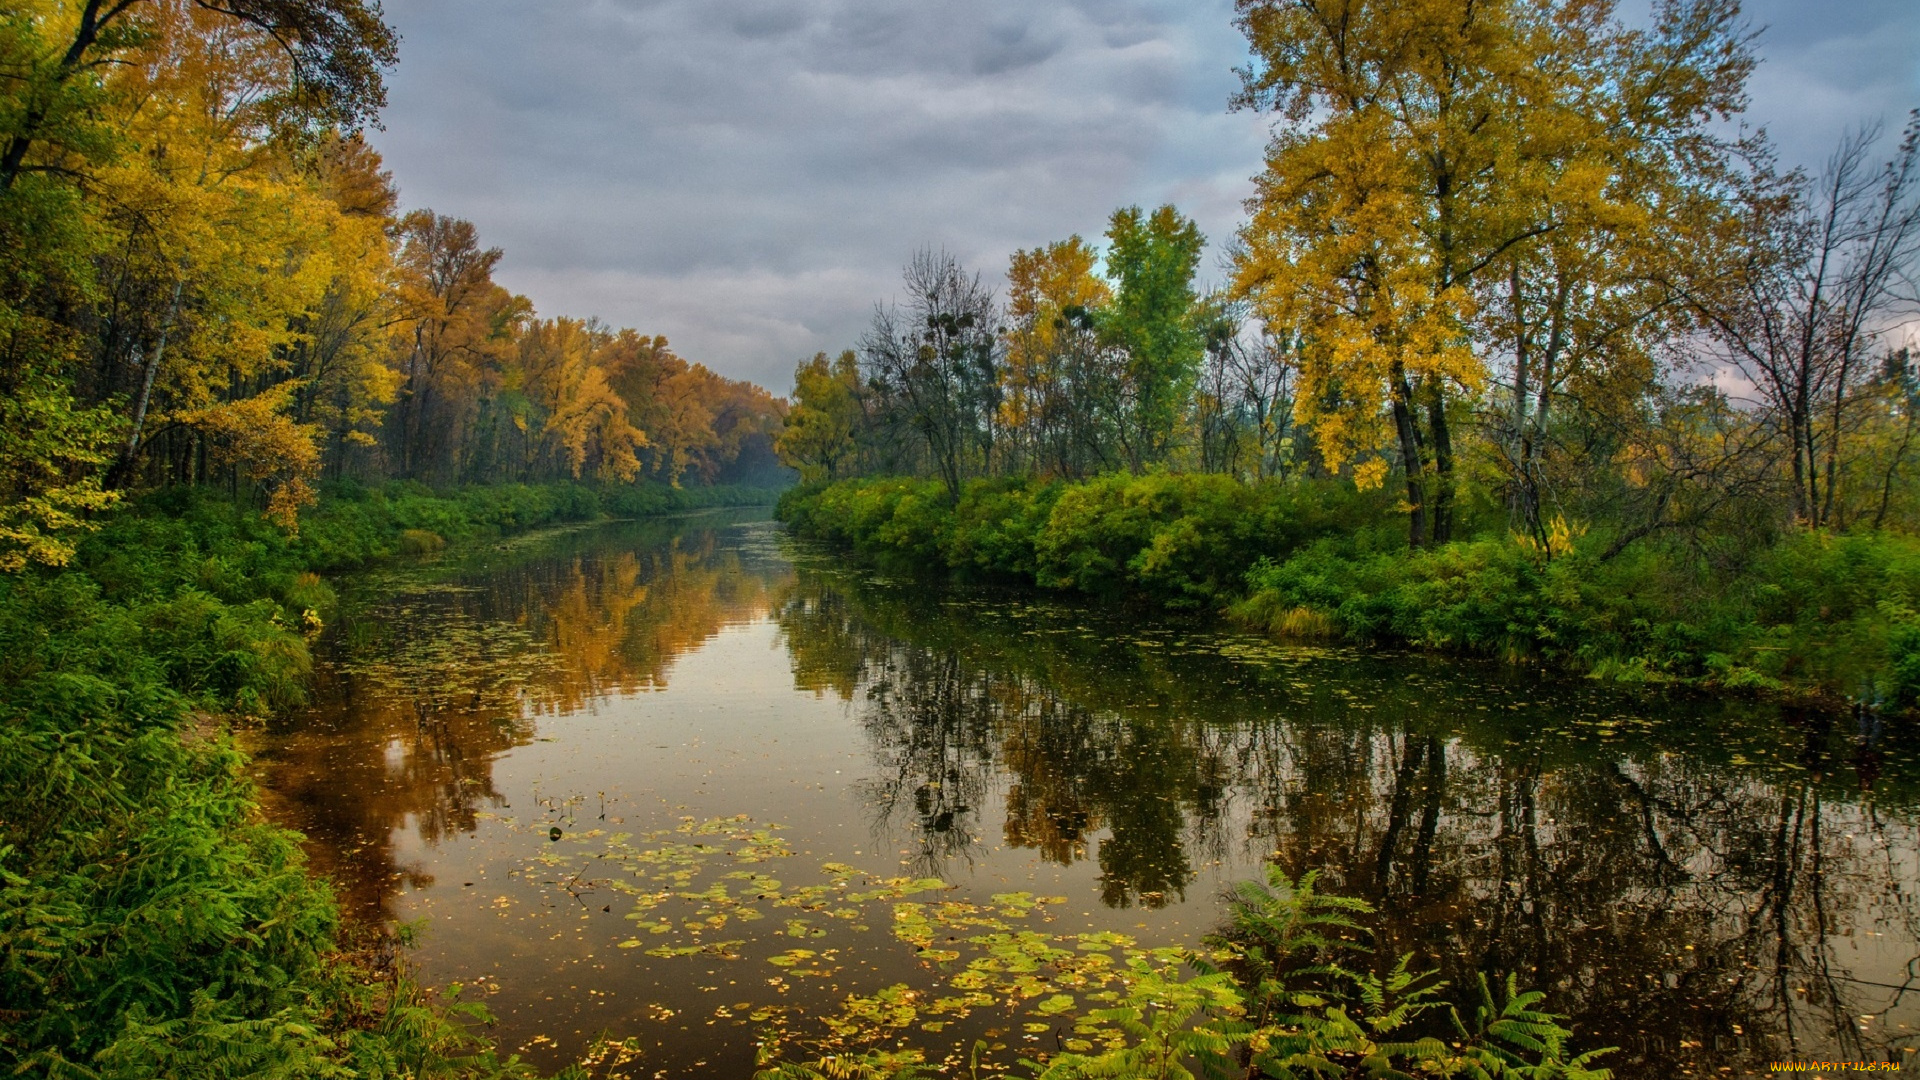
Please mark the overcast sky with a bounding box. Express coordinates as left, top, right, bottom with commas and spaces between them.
367, 0, 1920, 394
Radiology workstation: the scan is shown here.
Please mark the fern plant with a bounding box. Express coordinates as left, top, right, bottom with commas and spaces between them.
1192, 868, 1449, 1079
1193, 867, 1612, 1080
1440, 973, 1616, 1080
1029, 960, 1247, 1080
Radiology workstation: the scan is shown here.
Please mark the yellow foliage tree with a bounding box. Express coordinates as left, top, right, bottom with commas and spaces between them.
516, 317, 648, 481
1231, 0, 1746, 545
1003, 238, 1112, 476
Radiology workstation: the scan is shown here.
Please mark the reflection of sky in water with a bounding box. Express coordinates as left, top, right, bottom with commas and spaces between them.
249, 512, 1920, 1078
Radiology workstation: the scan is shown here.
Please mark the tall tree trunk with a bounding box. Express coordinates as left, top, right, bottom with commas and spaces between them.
1786, 405, 1811, 525
108, 277, 183, 488
1425, 378, 1455, 544
1797, 408, 1818, 525
1820, 347, 1858, 527
1508, 264, 1534, 531
1390, 360, 1428, 548
395, 332, 424, 478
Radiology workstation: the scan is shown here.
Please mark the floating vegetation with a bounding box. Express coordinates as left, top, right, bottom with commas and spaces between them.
337, 609, 556, 702
504, 814, 1233, 1074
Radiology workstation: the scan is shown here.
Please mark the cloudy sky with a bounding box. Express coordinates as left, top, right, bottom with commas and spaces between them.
367, 0, 1920, 394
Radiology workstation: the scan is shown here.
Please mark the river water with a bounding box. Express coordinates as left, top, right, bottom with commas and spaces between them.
250, 510, 1920, 1078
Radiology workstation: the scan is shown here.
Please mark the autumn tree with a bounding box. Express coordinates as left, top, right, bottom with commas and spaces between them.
777, 350, 863, 483
1232, 0, 1752, 546
293, 133, 403, 478
1854, 348, 1920, 530
503, 317, 647, 481
0, 0, 782, 573
1194, 301, 1302, 480
595, 331, 783, 486
1002, 237, 1114, 477
1690, 117, 1920, 527
0, 1, 390, 561
693, 368, 785, 485
0, 0, 396, 192
35, 2, 406, 523
389, 210, 526, 480
602, 332, 719, 485
1466, 0, 1755, 548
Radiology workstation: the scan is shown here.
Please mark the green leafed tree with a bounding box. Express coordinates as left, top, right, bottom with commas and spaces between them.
777, 350, 863, 484
1102, 205, 1205, 471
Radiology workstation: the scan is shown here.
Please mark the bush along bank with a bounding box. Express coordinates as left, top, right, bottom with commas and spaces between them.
776, 475, 1920, 710
0, 480, 767, 1078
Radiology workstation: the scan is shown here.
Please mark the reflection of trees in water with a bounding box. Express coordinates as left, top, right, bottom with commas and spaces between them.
1239, 723, 1920, 1073
852, 647, 996, 877
777, 565, 1920, 1072
777, 577, 1235, 907
253, 518, 790, 923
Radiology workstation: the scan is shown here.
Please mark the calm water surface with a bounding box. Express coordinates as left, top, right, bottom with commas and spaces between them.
251, 510, 1920, 1078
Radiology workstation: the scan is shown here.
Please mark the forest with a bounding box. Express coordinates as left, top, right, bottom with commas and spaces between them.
1, 0, 785, 575
775, 0, 1920, 706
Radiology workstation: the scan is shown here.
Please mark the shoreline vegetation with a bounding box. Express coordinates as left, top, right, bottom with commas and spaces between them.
0, 481, 771, 1078
776, 475, 1920, 712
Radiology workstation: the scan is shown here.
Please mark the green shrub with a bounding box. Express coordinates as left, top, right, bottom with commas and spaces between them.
398, 528, 448, 556
783, 473, 1920, 705
1031, 472, 1370, 606
945, 478, 1060, 579
778, 473, 1375, 606
1235, 522, 1920, 702
1889, 619, 1920, 708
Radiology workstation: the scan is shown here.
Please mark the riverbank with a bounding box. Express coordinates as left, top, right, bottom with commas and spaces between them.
776, 474, 1920, 710
0, 480, 776, 1078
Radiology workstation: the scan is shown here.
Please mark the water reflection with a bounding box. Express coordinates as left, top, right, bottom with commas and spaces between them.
252, 515, 1920, 1076
777, 563, 1920, 1073
252, 513, 789, 922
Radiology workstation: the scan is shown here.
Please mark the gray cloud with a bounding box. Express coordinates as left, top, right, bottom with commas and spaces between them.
1738, 0, 1918, 171
370, 0, 1917, 394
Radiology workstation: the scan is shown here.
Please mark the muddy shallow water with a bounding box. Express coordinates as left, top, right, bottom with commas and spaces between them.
250, 510, 1920, 1078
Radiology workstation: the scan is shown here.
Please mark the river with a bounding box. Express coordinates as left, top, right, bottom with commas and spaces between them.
249, 509, 1920, 1078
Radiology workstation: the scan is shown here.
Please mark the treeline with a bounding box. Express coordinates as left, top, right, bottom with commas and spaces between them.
1, 0, 785, 573
777, 0, 1920, 561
